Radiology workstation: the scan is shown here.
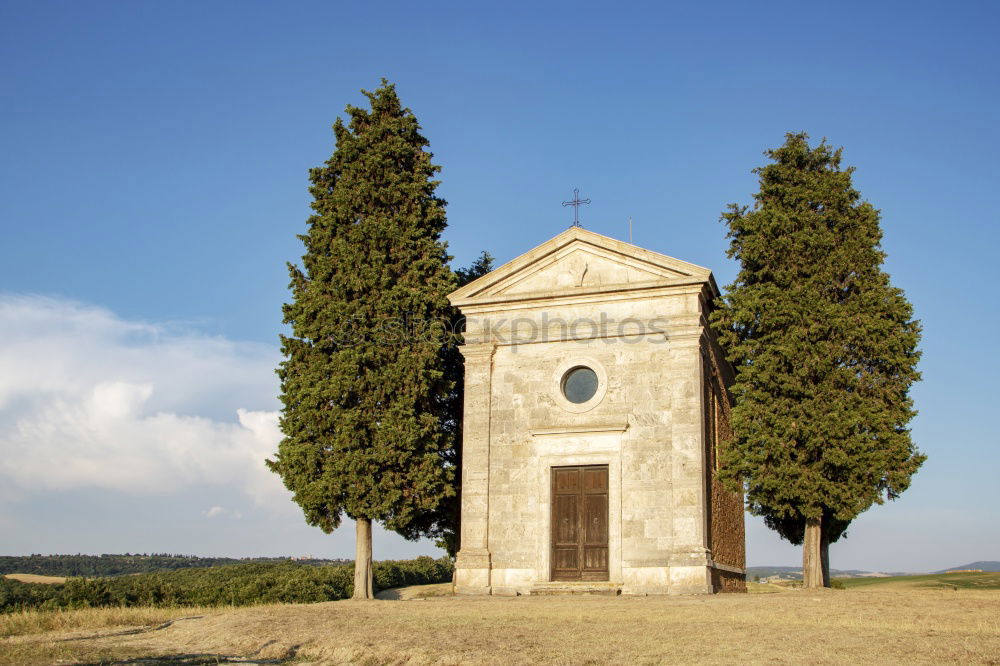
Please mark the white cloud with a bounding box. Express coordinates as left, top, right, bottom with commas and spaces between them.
0, 294, 288, 506
203, 505, 242, 519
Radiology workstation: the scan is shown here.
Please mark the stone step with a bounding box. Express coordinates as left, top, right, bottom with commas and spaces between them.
529, 582, 622, 596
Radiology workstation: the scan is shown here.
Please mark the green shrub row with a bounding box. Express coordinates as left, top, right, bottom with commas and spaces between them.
0, 556, 452, 612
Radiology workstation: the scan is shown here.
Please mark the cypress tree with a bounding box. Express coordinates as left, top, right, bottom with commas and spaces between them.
267, 80, 456, 599
712, 133, 925, 588
396, 250, 495, 557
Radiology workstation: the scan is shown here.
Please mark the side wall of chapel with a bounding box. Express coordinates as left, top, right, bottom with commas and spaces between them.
702, 328, 747, 593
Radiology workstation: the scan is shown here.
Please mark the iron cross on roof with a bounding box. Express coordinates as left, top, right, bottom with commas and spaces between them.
561, 188, 591, 228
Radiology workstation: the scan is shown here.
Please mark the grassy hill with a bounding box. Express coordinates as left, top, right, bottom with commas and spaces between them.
836, 571, 1000, 590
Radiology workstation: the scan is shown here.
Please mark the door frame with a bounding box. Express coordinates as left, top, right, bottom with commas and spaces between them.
536, 445, 622, 584
550, 464, 610, 581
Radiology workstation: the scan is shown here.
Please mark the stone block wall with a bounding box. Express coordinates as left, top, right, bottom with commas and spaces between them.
476, 294, 705, 595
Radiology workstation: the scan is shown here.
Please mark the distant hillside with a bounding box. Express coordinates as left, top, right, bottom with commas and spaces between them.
933, 561, 1000, 573
0, 553, 350, 577
749, 561, 1000, 580
747, 566, 906, 580
747, 566, 801, 579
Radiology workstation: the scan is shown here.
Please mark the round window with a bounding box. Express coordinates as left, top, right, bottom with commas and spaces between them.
562, 366, 599, 404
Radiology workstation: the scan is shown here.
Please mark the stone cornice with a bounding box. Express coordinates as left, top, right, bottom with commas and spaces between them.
458, 343, 496, 360
454, 277, 708, 312
461, 321, 706, 348
528, 423, 629, 436
709, 561, 746, 575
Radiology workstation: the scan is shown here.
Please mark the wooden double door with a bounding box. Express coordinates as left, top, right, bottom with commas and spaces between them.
551, 465, 609, 581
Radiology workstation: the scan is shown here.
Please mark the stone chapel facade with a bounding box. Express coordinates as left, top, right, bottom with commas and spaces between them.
448, 227, 745, 595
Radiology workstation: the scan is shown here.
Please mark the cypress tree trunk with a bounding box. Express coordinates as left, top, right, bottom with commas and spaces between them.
820, 528, 831, 587
802, 517, 824, 588
352, 518, 374, 600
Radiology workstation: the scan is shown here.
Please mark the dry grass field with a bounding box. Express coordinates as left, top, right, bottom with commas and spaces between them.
2, 585, 998, 665
2, 574, 67, 585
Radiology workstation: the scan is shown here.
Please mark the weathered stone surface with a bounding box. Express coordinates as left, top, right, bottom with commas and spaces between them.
449, 227, 746, 595
529, 582, 622, 596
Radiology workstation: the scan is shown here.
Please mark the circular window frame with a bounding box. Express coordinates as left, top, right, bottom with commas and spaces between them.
561, 366, 599, 405
552, 356, 608, 414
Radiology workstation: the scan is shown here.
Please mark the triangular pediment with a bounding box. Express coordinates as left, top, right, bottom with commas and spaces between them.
450, 227, 713, 307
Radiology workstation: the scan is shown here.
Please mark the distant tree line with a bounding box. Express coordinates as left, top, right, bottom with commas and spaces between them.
0, 554, 351, 578
0, 556, 452, 613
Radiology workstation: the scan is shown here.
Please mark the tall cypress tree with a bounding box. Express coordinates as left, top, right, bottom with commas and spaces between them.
712, 133, 925, 588
267, 80, 456, 599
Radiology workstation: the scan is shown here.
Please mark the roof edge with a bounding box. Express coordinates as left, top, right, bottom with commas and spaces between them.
449, 226, 713, 303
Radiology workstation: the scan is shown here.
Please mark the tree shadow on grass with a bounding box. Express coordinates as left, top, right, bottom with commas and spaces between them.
108, 656, 281, 665
374, 587, 403, 600
80, 647, 299, 665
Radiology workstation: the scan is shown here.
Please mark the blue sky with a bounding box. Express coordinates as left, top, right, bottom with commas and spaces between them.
1, 0, 997, 571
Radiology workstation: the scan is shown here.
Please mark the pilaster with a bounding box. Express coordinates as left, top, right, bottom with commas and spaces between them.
453, 342, 495, 594
668, 332, 711, 590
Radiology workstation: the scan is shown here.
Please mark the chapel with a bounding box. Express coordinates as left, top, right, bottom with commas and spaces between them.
448, 226, 745, 595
